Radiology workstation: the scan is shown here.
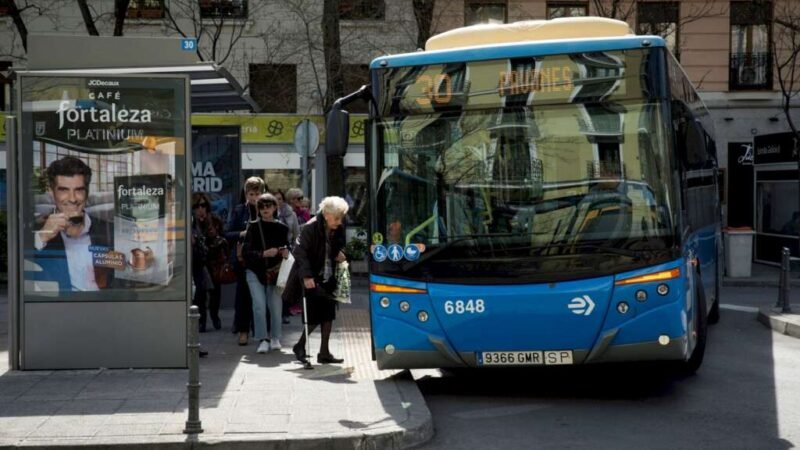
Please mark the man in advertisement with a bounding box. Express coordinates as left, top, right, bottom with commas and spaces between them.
33, 156, 113, 291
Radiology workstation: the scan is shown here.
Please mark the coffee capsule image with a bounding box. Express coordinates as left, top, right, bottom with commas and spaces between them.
129, 247, 155, 270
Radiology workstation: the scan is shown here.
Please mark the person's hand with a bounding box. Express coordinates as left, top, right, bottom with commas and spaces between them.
240, 230, 246, 238
335, 251, 346, 263
280, 248, 289, 258
39, 213, 68, 243
263, 248, 278, 258
303, 277, 316, 290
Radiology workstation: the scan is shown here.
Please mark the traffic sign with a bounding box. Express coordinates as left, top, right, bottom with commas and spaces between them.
294, 119, 320, 157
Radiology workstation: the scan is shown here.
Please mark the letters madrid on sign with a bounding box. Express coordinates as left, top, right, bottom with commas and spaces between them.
20, 75, 187, 300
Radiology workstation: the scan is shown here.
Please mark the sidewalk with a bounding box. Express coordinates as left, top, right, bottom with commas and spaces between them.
724, 263, 800, 339
0, 287, 433, 449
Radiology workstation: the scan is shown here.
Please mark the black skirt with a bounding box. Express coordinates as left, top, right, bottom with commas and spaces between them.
304, 279, 337, 325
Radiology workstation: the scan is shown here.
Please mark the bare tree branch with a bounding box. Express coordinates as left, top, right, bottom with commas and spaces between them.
6, 0, 31, 51
413, 0, 435, 50
76, 0, 100, 35
113, 0, 131, 36
322, 0, 343, 112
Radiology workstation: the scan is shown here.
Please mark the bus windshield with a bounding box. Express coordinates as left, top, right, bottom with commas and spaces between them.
371, 48, 679, 284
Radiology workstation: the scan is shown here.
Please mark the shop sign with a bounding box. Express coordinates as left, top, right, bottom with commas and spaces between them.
191, 114, 367, 145
753, 132, 798, 164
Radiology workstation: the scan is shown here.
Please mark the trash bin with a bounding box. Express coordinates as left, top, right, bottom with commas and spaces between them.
724, 227, 755, 277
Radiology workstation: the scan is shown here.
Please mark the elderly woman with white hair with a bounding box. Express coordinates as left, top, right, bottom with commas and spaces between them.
282, 196, 349, 364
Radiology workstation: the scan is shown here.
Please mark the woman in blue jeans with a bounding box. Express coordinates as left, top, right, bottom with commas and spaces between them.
242, 193, 289, 353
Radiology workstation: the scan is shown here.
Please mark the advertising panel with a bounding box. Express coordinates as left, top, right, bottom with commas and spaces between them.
191, 126, 241, 223
19, 75, 188, 300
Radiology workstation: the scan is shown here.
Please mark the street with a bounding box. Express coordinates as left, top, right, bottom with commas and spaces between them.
412, 286, 800, 450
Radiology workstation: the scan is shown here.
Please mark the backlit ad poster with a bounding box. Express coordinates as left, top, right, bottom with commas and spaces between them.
191, 126, 241, 223
19, 74, 189, 301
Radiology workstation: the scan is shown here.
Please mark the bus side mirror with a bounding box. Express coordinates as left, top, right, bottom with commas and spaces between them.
326, 108, 350, 156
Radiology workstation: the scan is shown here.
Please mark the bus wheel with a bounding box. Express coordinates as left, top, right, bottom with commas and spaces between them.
680, 281, 708, 375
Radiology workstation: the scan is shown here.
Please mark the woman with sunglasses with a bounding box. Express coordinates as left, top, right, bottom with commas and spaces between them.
242, 193, 290, 353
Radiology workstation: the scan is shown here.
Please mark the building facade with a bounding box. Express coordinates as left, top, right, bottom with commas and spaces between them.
2, 0, 800, 264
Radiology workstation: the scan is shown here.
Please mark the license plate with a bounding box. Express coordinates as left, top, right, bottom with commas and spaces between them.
477, 350, 574, 366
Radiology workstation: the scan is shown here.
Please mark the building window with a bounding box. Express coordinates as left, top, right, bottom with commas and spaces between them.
249, 64, 297, 113
730, 1, 772, 90
127, 0, 164, 19
637, 2, 680, 59
342, 64, 370, 114
199, 0, 248, 19
339, 0, 385, 20
0, 0, 12, 16
0, 61, 10, 111
465, 1, 507, 26
546, 2, 587, 19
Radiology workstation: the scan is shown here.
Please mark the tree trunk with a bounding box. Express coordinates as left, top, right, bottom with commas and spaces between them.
413, 0, 435, 50
7, 0, 29, 51
77, 0, 100, 36
322, 0, 344, 113
114, 0, 131, 36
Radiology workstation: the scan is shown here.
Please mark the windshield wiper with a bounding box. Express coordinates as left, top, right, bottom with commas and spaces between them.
543, 242, 643, 258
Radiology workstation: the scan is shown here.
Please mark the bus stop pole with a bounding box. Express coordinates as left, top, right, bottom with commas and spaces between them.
184, 305, 203, 434
777, 247, 792, 313
6, 116, 19, 370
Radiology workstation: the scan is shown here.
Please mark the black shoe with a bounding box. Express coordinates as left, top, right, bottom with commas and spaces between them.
212, 317, 222, 330
282, 317, 290, 324
293, 342, 307, 362
317, 353, 344, 364
199, 324, 207, 333
199, 349, 209, 358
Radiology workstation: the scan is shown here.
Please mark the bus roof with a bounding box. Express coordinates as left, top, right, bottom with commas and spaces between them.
370, 18, 665, 70
427, 17, 632, 51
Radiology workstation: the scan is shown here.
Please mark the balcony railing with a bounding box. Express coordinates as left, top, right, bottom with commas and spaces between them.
730, 51, 773, 90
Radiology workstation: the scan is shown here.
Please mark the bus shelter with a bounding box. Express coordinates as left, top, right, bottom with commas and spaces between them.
6, 35, 255, 370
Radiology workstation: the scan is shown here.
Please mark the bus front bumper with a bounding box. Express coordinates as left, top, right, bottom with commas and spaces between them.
375, 335, 688, 369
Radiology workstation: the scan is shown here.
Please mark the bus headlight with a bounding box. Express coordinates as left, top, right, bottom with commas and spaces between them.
399, 301, 410, 312
385, 344, 396, 354
418, 311, 429, 322
657, 284, 669, 296
617, 302, 630, 314
635, 290, 647, 302
380, 297, 391, 308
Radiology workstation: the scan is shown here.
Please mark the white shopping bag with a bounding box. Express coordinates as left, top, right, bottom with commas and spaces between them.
277, 253, 294, 288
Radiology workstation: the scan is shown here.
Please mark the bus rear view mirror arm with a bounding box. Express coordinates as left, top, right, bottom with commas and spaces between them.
326, 84, 374, 157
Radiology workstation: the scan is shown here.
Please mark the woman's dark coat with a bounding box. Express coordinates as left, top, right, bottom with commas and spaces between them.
282, 214, 346, 304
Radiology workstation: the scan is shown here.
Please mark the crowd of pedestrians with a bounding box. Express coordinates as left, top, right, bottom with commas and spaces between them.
191, 176, 349, 365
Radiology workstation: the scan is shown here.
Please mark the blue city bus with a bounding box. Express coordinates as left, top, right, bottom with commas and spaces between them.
331, 18, 721, 373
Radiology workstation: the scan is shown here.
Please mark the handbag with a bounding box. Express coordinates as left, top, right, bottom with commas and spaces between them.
212, 262, 237, 285
264, 263, 282, 285
257, 219, 283, 286
332, 261, 351, 303
277, 252, 294, 288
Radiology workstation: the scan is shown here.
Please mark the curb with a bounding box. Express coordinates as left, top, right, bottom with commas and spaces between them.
757, 306, 800, 339
723, 278, 800, 288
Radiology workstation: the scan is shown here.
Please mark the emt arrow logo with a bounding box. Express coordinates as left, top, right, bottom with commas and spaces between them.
568, 295, 595, 316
